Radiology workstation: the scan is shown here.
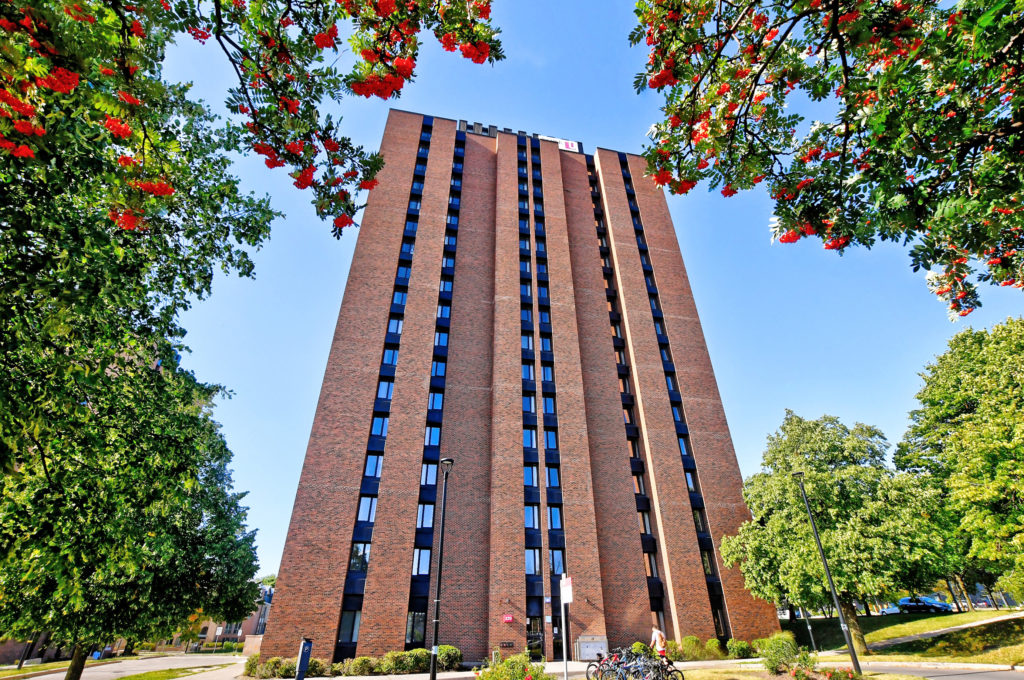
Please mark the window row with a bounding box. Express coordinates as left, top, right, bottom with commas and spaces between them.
521, 362, 554, 381
522, 427, 558, 449
520, 307, 551, 324
521, 395, 557, 415
523, 464, 560, 487
524, 504, 563, 530
525, 548, 565, 575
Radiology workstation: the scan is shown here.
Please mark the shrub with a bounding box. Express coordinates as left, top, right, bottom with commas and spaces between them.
279, 658, 298, 678
245, 653, 260, 677
437, 645, 463, 671
794, 648, 817, 672
757, 632, 798, 675
726, 639, 754, 659
330, 662, 348, 677
307, 658, 331, 677
631, 642, 653, 658
407, 649, 431, 673
680, 636, 702, 661
476, 652, 554, 680
347, 657, 376, 676
703, 639, 723, 659
378, 651, 416, 675
824, 667, 860, 680
664, 640, 684, 662
259, 657, 284, 679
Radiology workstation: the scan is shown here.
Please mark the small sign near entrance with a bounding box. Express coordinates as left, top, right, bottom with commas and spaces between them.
500, 641, 515, 649
559, 576, 573, 604
215, 627, 223, 636
502, 614, 514, 623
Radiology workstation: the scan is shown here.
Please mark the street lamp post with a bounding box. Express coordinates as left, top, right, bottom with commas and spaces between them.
429, 458, 454, 680
792, 471, 861, 675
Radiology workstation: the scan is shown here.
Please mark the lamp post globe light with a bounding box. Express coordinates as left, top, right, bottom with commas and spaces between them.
792, 470, 861, 675
429, 458, 454, 680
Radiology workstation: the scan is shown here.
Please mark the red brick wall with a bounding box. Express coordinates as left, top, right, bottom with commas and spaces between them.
595, 149, 716, 642
563, 153, 653, 649
357, 117, 456, 656
625, 155, 779, 642
261, 109, 424, 659
486, 131, 528, 655
428, 131, 497, 663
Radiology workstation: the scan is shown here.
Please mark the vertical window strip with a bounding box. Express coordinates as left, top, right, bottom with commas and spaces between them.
616, 154, 729, 639
402, 124, 462, 652
586, 155, 666, 627
336, 118, 433, 657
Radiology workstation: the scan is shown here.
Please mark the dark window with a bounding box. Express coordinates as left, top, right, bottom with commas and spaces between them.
701, 550, 716, 576
666, 374, 678, 391
424, 426, 441, 446
645, 553, 659, 578
521, 334, 534, 350
521, 283, 532, 297
544, 429, 558, 450
364, 454, 383, 478
522, 362, 535, 380
542, 364, 554, 382
371, 416, 389, 437
520, 259, 531, 273
421, 463, 437, 485
520, 238, 530, 251
543, 396, 556, 415
446, 214, 459, 226
623, 407, 635, 424
650, 297, 661, 311
660, 347, 672, 362
439, 278, 453, 293
338, 611, 361, 643
401, 240, 415, 255
437, 304, 451, 319
672, 405, 683, 422
431, 360, 446, 377
521, 308, 533, 323
536, 240, 546, 254
523, 394, 536, 413
619, 377, 631, 394
442, 256, 455, 268
526, 548, 541, 574
357, 496, 377, 522
633, 474, 645, 494
409, 199, 421, 211
693, 509, 707, 533
548, 506, 563, 530
638, 511, 652, 534
547, 466, 560, 488
549, 549, 565, 575
349, 543, 370, 571
540, 335, 553, 352
685, 471, 700, 494
444, 234, 457, 247
538, 285, 549, 300
434, 331, 449, 347
524, 465, 539, 487
405, 612, 426, 645
417, 503, 434, 529
383, 348, 399, 365
654, 320, 665, 335
393, 290, 407, 305
523, 427, 538, 448
428, 391, 444, 410
537, 262, 548, 275
413, 548, 431, 575
630, 439, 641, 458
397, 265, 412, 279
539, 309, 550, 324
388, 317, 403, 334
377, 380, 394, 400
611, 323, 622, 338
525, 505, 540, 529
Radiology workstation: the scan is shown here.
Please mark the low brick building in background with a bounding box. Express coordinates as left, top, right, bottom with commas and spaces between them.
261, 110, 779, 664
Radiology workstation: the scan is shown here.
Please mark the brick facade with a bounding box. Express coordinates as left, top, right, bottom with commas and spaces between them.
261, 110, 778, 664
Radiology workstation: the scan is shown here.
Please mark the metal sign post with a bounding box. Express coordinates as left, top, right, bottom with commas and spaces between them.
560, 576, 573, 680
296, 638, 313, 680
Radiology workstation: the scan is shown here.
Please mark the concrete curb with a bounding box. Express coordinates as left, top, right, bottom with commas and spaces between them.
820, 660, 1024, 673
0, 659, 126, 680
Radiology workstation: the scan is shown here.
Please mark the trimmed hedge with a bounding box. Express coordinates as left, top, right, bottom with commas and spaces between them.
244, 646, 464, 677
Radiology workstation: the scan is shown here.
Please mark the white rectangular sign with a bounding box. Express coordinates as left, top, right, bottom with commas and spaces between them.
560, 575, 573, 604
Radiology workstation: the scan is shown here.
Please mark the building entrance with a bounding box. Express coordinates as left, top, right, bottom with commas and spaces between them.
526, 617, 544, 661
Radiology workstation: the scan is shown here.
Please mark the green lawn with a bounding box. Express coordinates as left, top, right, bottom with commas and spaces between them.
782, 610, 1010, 651
686, 669, 920, 680
871, 616, 1024, 666
117, 664, 233, 680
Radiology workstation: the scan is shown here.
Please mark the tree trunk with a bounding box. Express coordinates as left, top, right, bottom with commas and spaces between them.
862, 600, 872, 617
123, 639, 136, 657
64, 645, 87, 680
788, 604, 796, 622
956, 576, 976, 611
839, 598, 869, 657
984, 584, 1000, 609
946, 580, 963, 612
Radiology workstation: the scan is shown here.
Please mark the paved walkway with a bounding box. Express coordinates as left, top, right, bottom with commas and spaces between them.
23, 654, 244, 680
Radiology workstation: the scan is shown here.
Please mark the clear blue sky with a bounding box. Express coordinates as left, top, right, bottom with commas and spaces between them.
167, 1, 1021, 575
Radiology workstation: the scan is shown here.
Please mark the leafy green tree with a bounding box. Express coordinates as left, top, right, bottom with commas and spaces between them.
0, 352, 259, 680
632, 0, 1023, 316
897, 317, 1024, 596
259, 573, 277, 587
721, 411, 948, 656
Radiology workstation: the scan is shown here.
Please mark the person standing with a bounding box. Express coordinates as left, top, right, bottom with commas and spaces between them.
650, 626, 668, 660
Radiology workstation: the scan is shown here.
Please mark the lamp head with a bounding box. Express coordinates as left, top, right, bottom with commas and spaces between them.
792, 470, 805, 480
440, 458, 454, 474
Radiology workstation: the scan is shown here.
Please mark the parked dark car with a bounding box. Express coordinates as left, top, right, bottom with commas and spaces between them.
897, 596, 953, 613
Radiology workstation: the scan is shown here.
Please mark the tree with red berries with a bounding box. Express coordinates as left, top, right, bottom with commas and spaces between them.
634, 0, 1023, 317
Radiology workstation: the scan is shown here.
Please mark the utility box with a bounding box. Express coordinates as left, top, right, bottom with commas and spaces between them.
575, 635, 608, 661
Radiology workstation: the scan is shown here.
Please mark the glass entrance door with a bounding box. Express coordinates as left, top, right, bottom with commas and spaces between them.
526, 616, 545, 661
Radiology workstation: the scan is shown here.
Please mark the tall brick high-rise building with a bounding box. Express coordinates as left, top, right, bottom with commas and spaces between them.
261, 109, 778, 664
